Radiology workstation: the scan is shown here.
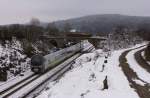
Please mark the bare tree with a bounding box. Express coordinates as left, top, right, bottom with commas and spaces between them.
63, 23, 72, 32
30, 18, 40, 26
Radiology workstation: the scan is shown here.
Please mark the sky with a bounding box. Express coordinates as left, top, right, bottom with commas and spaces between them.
0, 0, 150, 25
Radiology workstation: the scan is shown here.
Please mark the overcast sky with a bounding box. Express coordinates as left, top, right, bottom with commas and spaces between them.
0, 0, 150, 25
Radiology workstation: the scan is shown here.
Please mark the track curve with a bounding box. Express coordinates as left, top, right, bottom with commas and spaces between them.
119, 45, 150, 98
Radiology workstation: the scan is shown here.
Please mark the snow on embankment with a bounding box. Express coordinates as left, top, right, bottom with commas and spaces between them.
37, 49, 138, 98
0, 38, 30, 80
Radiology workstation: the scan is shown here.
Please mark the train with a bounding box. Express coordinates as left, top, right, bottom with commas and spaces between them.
30, 41, 87, 73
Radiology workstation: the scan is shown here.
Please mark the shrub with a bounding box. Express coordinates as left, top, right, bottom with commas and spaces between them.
23, 43, 35, 57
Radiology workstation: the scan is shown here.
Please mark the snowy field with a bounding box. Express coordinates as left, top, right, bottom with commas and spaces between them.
36, 44, 148, 98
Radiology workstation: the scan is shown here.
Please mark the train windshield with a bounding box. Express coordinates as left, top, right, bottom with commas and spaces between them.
31, 55, 45, 66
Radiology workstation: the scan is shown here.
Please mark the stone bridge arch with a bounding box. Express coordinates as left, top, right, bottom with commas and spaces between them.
49, 39, 66, 48
49, 40, 58, 47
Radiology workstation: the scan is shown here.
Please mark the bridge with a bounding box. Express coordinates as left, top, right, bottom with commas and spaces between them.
40, 36, 106, 40
39, 35, 107, 48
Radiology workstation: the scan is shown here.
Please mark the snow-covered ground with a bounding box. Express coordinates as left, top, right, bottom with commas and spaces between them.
0, 40, 147, 98
36, 47, 140, 98
0, 38, 33, 94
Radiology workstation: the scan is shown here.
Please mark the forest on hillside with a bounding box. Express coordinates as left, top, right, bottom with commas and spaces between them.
52, 14, 150, 41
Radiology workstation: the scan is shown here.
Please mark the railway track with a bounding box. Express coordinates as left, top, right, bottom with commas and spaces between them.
119, 45, 150, 98
0, 46, 93, 98
0, 73, 36, 94
22, 58, 77, 98
23, 46, 94, 98
134, 48, 150, 73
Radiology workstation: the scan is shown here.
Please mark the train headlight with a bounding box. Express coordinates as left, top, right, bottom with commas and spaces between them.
33, 68, 39, 72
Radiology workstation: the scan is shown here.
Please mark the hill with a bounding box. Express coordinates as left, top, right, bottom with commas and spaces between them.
51, 14, 150, 35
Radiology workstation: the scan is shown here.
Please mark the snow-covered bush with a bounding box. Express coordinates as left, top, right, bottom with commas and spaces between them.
0, 38, 30, 78
103, 31, 143, 50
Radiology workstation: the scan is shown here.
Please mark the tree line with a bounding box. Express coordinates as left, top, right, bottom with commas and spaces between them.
0, 18, 75, 57
0, 24, 43, 41
0, 18, 72, 41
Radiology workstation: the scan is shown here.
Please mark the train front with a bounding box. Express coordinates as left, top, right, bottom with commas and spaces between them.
30, 54, 45, 73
